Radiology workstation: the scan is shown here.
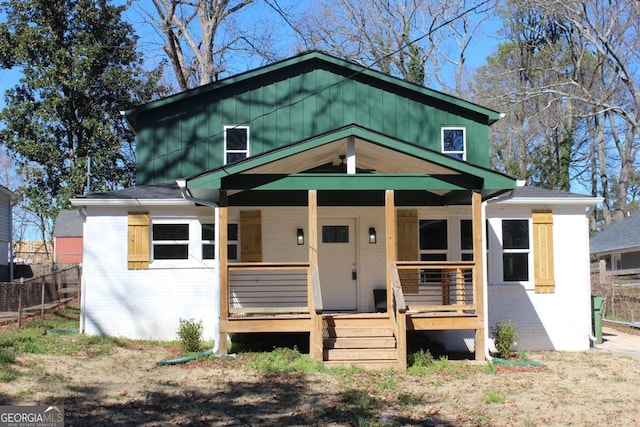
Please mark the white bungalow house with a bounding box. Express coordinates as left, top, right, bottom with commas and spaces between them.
71, 51, 598, 369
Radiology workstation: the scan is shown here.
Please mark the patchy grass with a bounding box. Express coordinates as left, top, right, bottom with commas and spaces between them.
0, 306, 135, 382
2, 306, 640, 426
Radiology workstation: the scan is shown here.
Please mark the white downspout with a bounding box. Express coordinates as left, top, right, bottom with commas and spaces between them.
177, 180, 221, 354
75, 207, 87, 333
482, 199, 493, 361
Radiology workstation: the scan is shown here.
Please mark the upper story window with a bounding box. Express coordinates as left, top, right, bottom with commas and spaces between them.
442, 127, 466, 160
224, 126, 250, 165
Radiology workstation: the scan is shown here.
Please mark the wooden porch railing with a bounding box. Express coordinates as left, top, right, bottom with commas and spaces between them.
227, 262, 312, 316
309, 262, 323, 361
226, 261, 324, 361
396, 261, 476, 314
390, 263, 407, 370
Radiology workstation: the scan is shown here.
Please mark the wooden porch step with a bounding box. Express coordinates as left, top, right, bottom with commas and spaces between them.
324, 326, 394, 338
323, 360, 400, 370
322, 314, 399, 368
324, 336, 396, 349
323, 348, 398, 361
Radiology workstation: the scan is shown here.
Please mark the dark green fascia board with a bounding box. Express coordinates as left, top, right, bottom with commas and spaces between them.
186, 125, 516, 191
123, 51, 502, 131
220, 174, 471, 191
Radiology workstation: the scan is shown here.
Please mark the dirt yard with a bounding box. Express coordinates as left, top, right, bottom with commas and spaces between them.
1, 331, 640, 427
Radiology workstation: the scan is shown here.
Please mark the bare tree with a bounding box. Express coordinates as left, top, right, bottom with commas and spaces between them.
148, 0, 256, 91
297, 0, 492, 92
536, 0, 640, 222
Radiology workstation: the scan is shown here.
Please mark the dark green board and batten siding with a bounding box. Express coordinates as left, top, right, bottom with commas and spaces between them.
134, 54, 495, 185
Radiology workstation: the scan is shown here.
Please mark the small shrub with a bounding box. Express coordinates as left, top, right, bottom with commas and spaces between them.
408, 349, 435, 368
492, 320, 519, 359
482, 389, 504, 404
177, 318, 203, 354
518, 350, 528, 362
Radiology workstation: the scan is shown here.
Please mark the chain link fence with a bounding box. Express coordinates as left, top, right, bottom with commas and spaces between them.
0, 265, 81, 325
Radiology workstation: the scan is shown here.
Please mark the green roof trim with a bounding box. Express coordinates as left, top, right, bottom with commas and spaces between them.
185, 125, 516, 196
219, 174, 471, 191
124, 50, 502, 130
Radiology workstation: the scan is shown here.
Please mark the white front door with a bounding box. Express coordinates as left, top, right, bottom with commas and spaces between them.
318, 218, 357, 311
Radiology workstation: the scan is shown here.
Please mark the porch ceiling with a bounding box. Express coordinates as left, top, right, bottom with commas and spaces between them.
245, 137, 455, 176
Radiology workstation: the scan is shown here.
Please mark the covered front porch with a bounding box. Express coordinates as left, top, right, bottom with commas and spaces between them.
181, 127, 514, 369
213, 190, 486, 370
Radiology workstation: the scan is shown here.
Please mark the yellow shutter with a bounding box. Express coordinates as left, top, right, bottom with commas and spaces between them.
533, 210, 555, 293
128, 212, 150, 270
240, 210, 262, 262
397, 209, 419, 293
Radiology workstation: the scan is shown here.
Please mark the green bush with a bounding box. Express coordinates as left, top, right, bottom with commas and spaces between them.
408, 349, 434, 368
177, 318, 203, 354
492, 320, 519, 359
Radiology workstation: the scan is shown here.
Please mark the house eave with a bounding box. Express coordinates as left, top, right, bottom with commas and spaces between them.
487, 196, 602, 207
70, 198, 193, 207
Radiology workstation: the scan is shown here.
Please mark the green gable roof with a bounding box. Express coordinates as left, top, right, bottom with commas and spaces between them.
124, 50, 502, 130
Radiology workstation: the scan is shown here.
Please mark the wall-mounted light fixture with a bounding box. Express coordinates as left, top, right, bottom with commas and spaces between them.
369, 227, 377, 244
297, 228, 304, 245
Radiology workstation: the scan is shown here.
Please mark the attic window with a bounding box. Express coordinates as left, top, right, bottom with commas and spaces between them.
224, 126, 250, 165
442, 127, 466, 161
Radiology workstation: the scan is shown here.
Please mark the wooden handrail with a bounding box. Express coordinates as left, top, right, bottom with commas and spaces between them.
390, 262, 407, 370
390, 264, 407, 314
309, 262, 323, 314
396, 261, 475, 268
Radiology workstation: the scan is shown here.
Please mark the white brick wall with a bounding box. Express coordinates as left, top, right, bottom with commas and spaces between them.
81, 207, 218, 341
485, 205, 592, 351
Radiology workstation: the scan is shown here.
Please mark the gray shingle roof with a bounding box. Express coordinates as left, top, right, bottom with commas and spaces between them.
500, 186, 592, 199
590, 210, 640, 254
80, 181, 182, 200
54, 209, 84, 237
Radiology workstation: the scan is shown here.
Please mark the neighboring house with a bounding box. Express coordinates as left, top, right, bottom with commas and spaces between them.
54, 209, 84, 264
590, 211, 640, 271
71, 51, 598, 369
0, 185, 19, 282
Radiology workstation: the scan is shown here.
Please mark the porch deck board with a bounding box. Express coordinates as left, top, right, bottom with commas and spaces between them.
407, 314, 482, 330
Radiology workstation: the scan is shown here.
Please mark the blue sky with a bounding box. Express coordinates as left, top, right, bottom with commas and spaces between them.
0, 1, 502, 111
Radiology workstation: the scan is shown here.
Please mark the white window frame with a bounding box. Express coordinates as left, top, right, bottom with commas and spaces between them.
150, 220, 191, 262
149, 218, 241, 269
441, 127, 466, 161
490, 218, 533, 286
201, 222, 240, 264
418, 218, 449, 262
224, 125, 250, 165
460, 219, 474, 261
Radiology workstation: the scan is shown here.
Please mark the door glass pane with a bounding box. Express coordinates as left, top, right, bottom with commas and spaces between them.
322, 226, 349, 243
